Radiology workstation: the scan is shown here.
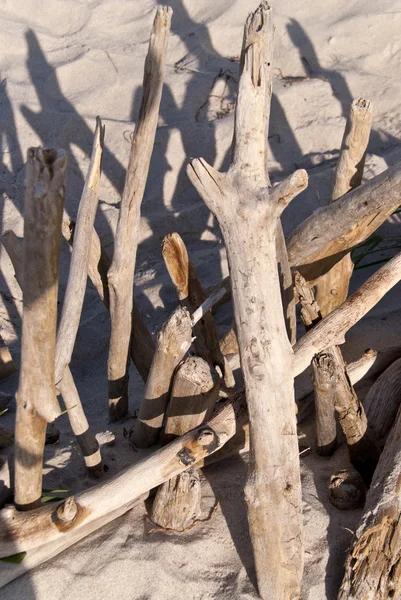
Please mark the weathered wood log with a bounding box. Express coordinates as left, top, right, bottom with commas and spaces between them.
163, 356, 220, 443
2, 230, 103, 477
188, 4, 306, 597
62, 216, 155, 384
338, 399, 401, 599
55, 117, 104, 387
328, 469, 366, 511
0, 335, 16, 380
219, 322, 238, 356
293, 251, 401, 377
107, 7, 172, 420
162, 232, 234, 388
315, 98, 372, 315
364, 357, 401, 448
276, 222, 296, 344
295, 271, 337, 455
15, 148, 66, 510
151, 356, 219, 530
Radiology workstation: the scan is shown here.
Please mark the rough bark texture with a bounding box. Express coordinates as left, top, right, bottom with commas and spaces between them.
315, 98, 372, 315
151, 468, 202, 531
162, 232, 234, 388
14, 148, 66, 510
188, 4, 306, 597
107, 7, 172, 419
133, 307, 193, 448
55, 118, 104, 387
338, 399, 401, 599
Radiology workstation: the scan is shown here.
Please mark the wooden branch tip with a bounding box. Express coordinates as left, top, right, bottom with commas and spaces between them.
191, 287, 226, 326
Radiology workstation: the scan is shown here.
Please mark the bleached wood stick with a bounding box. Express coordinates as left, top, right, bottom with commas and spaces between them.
315, 98, 373, 316
338, 398, 401, 599
293, 251, 401, 377
62, 216, 155, 383
162, 232, 234, 387
287, 157, 401, 282
14, 148, 66, 510
188, 3, 306, 597
107, 7, 172, 420
1, 230, 103, 477
55, 118, 104, 386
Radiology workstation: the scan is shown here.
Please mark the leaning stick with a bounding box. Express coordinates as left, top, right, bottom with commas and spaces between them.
315, 98, 372, 316
62, 216, 155, 383
1, 230, 103, 477
293, 251, 401, 377
188, 4, 306, 597
162, 232, 234, 387
14, 148, 66, 510
107, 7, 172, 420
55, 118, 104, 386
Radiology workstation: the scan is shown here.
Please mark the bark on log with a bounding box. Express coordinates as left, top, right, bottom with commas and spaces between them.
55, 118, 104, 387
15, 148, 66, 510
364, 357, 401, 448
1, 230, 103, 477
188, 4, 306, 597
315, 98, 372, 316
338, 399, 401, 599
151, 468, 202, 531
162, 232, 234, 388
62, 216, 155, 384
107, 7, 172, 420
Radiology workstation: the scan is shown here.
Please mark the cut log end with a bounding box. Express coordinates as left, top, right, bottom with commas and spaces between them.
328, 469, 366, 510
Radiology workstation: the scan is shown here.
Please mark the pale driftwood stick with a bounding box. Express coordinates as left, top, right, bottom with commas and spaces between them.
188, 4, 306, 597
276, 222, 296, 344
287, 157, 401, 282
338, 401, 401, 599
133, 307, 193, 448
152, 356, 219, 530
163, 356, 220, 444
0, 336, 16, 381
295, 273, 337, 455
315, 98, 373, 316
364, 357, 401, 448
55, 118, 104, 387
62, 216, 155, 383
205, 275, 231, 306
107, 7, 172, 420
1, 230, 103, 477
162, 232, 234, 388
293, 251, 401, 377
0, 390, 246, 560
15, 148, 66, 510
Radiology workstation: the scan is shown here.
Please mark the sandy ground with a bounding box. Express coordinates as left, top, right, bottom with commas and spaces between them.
1, 0, 401, 598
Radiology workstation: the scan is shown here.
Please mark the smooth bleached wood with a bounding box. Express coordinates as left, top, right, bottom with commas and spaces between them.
55, 118, 104, 387
188, 4, 307, 597
315, 98, 372, 315
162, 232, 234, 387
62, 216, 155, 383
1, 230, 103, 477
107, 7, 172, 419
14, 148, 66, 510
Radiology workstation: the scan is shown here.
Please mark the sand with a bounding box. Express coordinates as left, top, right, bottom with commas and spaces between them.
1, 0, 401, 598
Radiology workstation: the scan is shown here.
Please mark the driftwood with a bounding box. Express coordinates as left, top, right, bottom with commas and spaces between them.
2, 230, 103, 477
0, 336, 16, 380
151, 356, 219, 530
328, 469, 366, 511
188, 4, 306, 597
338, 399, 401, 599
62, 216, 155, 384
14, 148, 66, 510
364, 357, 401, 447
315, 98, 372, 315
162, 232, 234, 388
107, 7, 172, 420
55, 118, 104, 387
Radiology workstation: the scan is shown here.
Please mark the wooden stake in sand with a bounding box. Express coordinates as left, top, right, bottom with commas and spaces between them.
107, 6, 172, 420
14, 148, 66, 510
188, 4, 307, 597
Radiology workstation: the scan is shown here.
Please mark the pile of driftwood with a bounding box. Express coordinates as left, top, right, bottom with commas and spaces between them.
2, 3, 401, 599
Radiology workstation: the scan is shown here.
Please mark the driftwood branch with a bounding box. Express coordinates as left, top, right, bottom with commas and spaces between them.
55, 117, 104, 386
162, 232, 234, 387
14, 148, 66, 510
107, 6, 172, 419
1, 230, 103, 477
0, 336, 16, 381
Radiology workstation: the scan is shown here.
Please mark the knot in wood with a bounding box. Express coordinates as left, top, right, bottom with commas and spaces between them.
196, 426, 219, 453
56, 496, 78, 523
177, 447, 196, 467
